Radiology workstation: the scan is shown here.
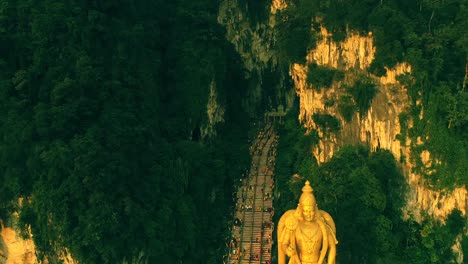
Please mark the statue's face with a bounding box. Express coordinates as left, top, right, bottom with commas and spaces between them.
302, 205, 315, 222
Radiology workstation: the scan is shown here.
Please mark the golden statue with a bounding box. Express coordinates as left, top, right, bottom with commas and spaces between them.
277, 181, 338, 264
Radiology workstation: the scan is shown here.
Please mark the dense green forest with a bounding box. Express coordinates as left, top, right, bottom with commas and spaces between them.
0, 0, 252, 263
0, 0, 467, 263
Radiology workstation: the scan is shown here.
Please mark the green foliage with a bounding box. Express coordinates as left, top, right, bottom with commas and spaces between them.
323, 97, 335, 107
271, 0, 468, 260
402, 210, 463, 264
0, 0, 250, 263
337, 95, 356, 122
238, 0, 270, 26
463, 234, 468, 264
306, 63, 344, 90
439, 87, 468, 134
403, 81, 468, 189
310, 146, 399, 263
346, 78, 378, 117
1, 0, 467, 262
273, 102, 319, 214
275, 0, 319, 65
398, 112, 409, 135
312, 113, 340, 132
298, 0, 467, 188
274, 0, 467, 187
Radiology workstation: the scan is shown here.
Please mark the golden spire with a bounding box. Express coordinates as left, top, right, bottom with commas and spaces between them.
302, 180, 314, 194
299, 181, 316, 207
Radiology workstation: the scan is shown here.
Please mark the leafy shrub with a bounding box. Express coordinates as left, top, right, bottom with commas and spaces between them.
346, 78, 378, 117
338, 95, 356, 122
312, 113, 341, 132
306, 63, 344, 90
323, 97, 335, 107
275, 4, 318, 65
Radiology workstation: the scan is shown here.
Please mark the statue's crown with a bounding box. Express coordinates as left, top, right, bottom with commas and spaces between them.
299, 181, 316, 206
302, 180, 314, 194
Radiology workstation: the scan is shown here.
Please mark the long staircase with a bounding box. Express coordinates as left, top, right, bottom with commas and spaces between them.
225, 123, 278, 264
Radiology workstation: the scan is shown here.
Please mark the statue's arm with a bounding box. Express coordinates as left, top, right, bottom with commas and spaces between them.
279, 227, 293, 256
317, 220, 329, 264
319, 210, 337, 238
327, 233, 336, 264
319, 211, 337, 264
278, 210, 297, 264
325, 222, 337, 264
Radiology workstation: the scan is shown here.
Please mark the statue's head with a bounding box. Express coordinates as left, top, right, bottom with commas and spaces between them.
296, 181, 318, 222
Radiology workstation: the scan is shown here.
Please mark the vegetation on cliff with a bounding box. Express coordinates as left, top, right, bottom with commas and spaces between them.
274, 111, 465, 263
273, 1, 467, 261
275, 0, 467, 189
306, 63, 344, 90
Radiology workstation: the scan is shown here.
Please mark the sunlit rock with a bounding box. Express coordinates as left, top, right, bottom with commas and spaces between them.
1, 219, 37, 264
0, 206, 77, 264
290, 25, 466, 222
380, 63, 412, 85
270, 0, 287, 14
306, 27, 375, 70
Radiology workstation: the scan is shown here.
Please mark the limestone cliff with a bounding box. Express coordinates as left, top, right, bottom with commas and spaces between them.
218, 0, 294, 114
218, 1, 278, 73
290, 26, 467, 221
0, 219, 37, 264
0, 212, 76, 264
218, 1, 466, 222
270, 0, 287, 14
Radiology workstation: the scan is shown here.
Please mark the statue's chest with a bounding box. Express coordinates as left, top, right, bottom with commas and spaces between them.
296, 222, 322, 254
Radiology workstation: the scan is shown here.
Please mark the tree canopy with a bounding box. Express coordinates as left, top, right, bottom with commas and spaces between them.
0, 0, 250, 262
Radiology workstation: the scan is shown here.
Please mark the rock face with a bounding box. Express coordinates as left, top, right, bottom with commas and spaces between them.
290, 27, 409, 163
218, 1, 466, 222
270, 0, 287, 14
0, 220, 37, 264
218, 1, 278, 73
217, 0, 276, 100
290, 25, 467, 221
0, 217, 77, 264
306, 27, 375, 71
218, 0, 295, 114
